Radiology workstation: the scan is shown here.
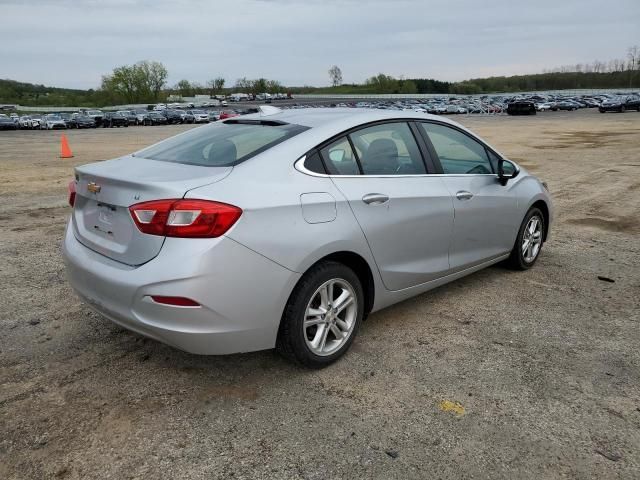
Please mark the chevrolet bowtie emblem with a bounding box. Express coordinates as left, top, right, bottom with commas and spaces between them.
87, 182, 101, 193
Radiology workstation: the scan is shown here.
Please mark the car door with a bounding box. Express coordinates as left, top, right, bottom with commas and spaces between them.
417, 121, 520, 272
325, 121, 454, 291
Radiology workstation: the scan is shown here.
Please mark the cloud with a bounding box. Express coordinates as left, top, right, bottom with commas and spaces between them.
2, 0, 638, 88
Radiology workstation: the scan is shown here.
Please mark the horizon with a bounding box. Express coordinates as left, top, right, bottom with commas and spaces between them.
2, 0, 639, 90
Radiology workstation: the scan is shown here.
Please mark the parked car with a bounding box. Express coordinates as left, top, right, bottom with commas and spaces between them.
134, 110, 150, 125
29, 115, 43, 129
153, 103, 167, 111
73, 114, 97, 129
19, 115, 35, 129
182, 111, 195, 124
102, 112, 129, 128
163, 110, 184, 124
507, 101, 536, 115
147, 111, 168, 125
0, 114, 18, 130
536, 102, 552, 111
625, 95, 640, 111
41, 114, 67, 130
551, 101, 578, 111
59, 113, 77, 129
207, 110, 220, 121
218, 110, 239, 120
189, 109, 210, 123
599, 95, 640, 113
84, 110, 104, 126
63, 108, 553, 367
118, 110, 138, 125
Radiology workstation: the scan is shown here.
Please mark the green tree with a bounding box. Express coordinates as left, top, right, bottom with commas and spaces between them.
266, 79, 283, 93
176, 79, 192, 97
139, 60, 168, 100
207, 77, 225, 96
100, 60, 168, 103
365, 74, 399, 93
251, 78, 268, 94
399, 80, 417, 94
234, 77, 251, 93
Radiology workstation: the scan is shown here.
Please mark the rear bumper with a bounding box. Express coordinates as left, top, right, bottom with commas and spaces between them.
62, 222, 300, 355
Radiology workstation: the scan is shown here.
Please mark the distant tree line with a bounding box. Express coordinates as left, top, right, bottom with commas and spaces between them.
1, 46, 637, 107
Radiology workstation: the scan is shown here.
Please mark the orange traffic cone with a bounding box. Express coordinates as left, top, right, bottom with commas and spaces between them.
60, 134, 74, 158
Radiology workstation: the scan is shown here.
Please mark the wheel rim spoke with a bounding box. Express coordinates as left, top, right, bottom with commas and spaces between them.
307, 307, 325, 317
334, 290, 353, 314
318, 324, 330, 351
304, 317, 324, 328
310, 323, 328, 350
319, 284, 330, 309
335, 318, 349, 331
330, 324, 343, 340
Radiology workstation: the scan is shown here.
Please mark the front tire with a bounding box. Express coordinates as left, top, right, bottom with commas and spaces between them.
277, 261, 364, 368
507, 207, 545, 270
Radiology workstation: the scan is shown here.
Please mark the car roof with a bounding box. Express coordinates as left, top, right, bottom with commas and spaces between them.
240, 107, 461, 129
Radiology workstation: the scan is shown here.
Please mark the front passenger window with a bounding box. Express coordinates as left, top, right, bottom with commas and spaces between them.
420, 123, 494, 175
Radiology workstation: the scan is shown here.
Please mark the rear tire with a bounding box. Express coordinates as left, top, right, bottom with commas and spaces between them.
507, 207, 545, 270
276, 261, 364, 368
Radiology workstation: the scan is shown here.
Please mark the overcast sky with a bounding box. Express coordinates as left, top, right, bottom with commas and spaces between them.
2, 0, 639, 89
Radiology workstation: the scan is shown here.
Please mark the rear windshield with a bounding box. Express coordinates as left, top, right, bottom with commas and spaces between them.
135, 121, 308, 167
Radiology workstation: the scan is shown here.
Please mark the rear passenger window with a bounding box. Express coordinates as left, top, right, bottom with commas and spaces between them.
320, 137, 360, 175
420, 123, 494, 175
349, 123, 426, 175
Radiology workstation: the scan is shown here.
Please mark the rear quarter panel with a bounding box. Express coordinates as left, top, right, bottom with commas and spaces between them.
186, 142, 380, 277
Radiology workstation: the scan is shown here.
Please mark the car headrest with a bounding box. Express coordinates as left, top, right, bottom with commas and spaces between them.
207, 139, 237, 166
362, 138, 398, 174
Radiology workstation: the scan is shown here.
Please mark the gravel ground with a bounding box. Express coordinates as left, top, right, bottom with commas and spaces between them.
1, 109, 639, 479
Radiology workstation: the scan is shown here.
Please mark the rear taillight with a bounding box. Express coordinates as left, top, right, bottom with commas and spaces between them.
68, 180, 76, 207
129, 199, 242, 238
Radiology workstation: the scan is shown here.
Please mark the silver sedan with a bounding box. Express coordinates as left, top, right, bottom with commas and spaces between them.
62, 107, 553, 368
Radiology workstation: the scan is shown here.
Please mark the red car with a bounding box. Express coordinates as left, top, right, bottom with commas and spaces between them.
218, 110, 239, 120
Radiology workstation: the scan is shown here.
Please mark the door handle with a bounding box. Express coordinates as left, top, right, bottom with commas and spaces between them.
362, 193, 389, 205
456, 191, 474, 201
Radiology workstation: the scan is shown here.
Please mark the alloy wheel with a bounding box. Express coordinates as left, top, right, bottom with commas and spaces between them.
304, 279, 358, 356
522, 215, 543, 263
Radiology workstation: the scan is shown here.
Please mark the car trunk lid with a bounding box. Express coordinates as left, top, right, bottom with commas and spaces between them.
72, 156, 232, 266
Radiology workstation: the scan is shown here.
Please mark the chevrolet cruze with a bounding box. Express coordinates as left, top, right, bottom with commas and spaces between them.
63, 107, 553, 368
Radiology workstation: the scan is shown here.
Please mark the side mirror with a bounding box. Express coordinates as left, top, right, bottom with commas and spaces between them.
497, 159, 520, 186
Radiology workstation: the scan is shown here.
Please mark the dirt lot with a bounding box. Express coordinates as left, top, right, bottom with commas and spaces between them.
1, 110, 639, 479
